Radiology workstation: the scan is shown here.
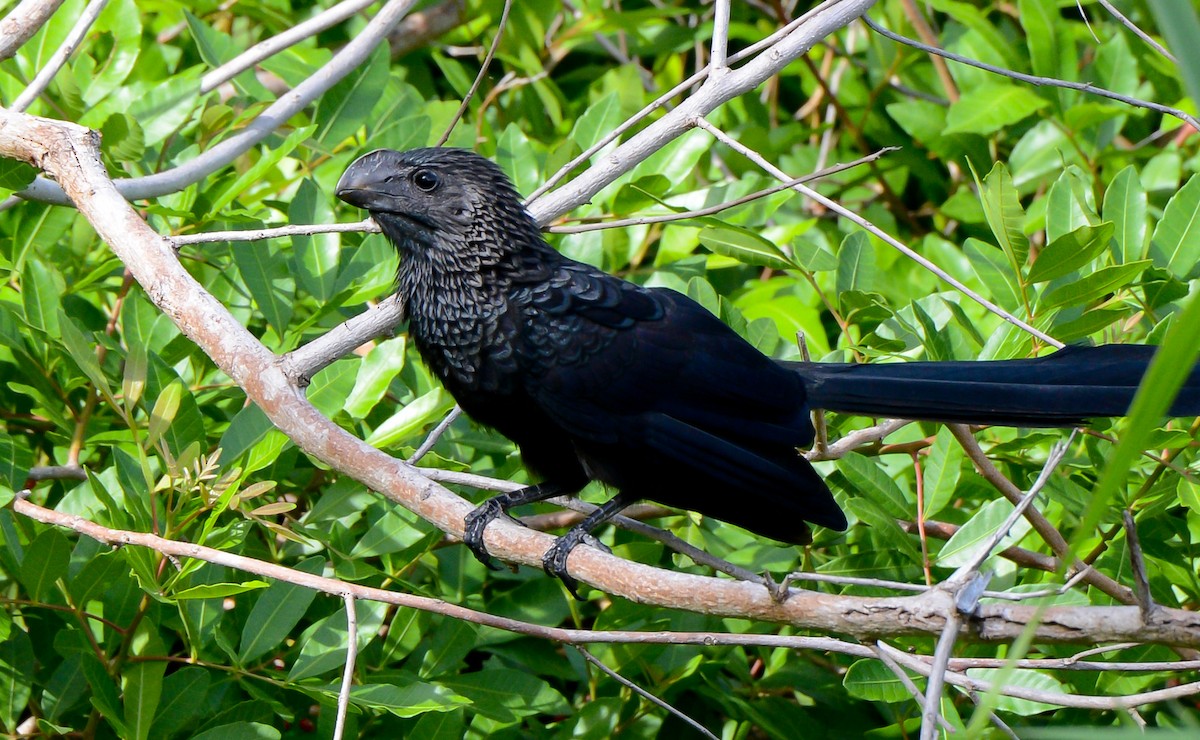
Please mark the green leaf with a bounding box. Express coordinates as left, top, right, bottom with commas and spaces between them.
314, 45, 389, 146
1039, 260, 1150, 308
345, 337, 407, 419
238, 557, 325, 663
1026, 222, 1113, 283
1148, 173, 1200, 279
945, 83, 1048, 135
21, 258, 63, 337
0, 629, 33, 732
937, 498, 1032, 568
206, 125, 314, 216
100, 113, 146, 163
122, 659, 165, 740
145, 380, 184, 449
0, 435, 33, 499
232, 240, 293, 336
698, 226, 791, 270
191, 722, 280, 740
1102, 166, 1147, 263
977, 161, 1029, 275
834, 454, 910, 520
149, 667, 210, 739
287, 601, 386, 681
173, 581, 270, 599
365, 389, 455, 448
19, 528, 71, 602
306, 359, 358, 418
835, 232, 879, 295
844, 659, 917, 703
922, 428, 964, 519
349, 682, 471, 718
570, 92, 622, 151
437, 669, 568, 722
0, 158, 36, 192
288, 179, 340, 301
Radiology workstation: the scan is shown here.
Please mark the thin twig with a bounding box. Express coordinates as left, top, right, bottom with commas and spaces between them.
1122, 509, 1161, 624
949, 433, 1075, 582
1096, 0, 1175, 62
334, 593, 358, 740
921, 611, 961, 739
874, 642, 957, 734
434, 0, 513, 146
576, 646, 719, 740
692, 117, 1064, 348
549, 148, 897, 234
408, 406, 462, 463
862, 14, 1200, 133
171, 220, 379, 247
11, 0, 110, 112
200, 0, 380, 93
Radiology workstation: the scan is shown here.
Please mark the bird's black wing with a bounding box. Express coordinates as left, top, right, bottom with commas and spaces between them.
508, 258, 846, 540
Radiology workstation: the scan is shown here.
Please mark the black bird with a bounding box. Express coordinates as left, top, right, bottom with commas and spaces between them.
336, 147, 1200, 594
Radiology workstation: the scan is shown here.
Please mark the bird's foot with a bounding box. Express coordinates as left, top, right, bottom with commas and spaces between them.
463, 498, 513, 570
542, 528, 608, 600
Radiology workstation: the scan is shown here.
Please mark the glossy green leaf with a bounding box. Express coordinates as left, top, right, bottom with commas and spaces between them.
1027, 222, 1113, 283
945, 83, 1048, 135
1148, 173, 1200, 279
238, 557, 325, 663
698, 226, 791, 270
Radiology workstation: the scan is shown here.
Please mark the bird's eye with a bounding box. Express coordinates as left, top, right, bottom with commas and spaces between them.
412, 169, 440, 192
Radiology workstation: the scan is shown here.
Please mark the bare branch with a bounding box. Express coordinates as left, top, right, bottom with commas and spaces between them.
200, 0, 381, 94
0, 0, 67, 62
11, 0, 109, 113
710, 0, 731, 71
171, 220, 379, 247
577, 646, 719, 740
692, 117, 1064, 348
14, 0, 419, 205
334, 593, 357, 740
280, 294, 405, 386
549, 149, 897, 235
949, 424, 1135, 605
434, 0, 513, 146
862, 14, 1200, 133
921, 611, 961, 739
881, 642, 1200, 710
408, 406, 462, 464
1096, 0, 1174, 61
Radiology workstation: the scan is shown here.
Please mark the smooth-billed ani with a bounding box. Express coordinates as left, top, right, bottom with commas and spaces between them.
336, 147, 1200, 595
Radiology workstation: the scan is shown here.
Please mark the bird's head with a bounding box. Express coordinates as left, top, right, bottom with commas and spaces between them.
335, 148, 542, 259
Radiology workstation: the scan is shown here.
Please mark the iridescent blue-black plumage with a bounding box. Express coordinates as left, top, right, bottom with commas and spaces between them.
336, 147, 1199, 593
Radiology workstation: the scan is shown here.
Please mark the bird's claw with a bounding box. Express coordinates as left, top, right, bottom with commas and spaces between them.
463, 499, 506, 570
542, 529, 609, 600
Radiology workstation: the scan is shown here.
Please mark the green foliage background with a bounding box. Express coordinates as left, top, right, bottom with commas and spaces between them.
0, 0, 1198, 737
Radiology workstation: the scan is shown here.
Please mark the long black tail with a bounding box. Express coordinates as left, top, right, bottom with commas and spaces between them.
786, 345, 1200, 427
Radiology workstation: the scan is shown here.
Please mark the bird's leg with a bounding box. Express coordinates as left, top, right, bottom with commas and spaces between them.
543, 492, 634, 599
463, 482, 575, 570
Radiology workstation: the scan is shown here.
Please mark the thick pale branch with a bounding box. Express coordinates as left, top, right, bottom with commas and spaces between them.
0, 0, 67, 61
14, 0, 417, 205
